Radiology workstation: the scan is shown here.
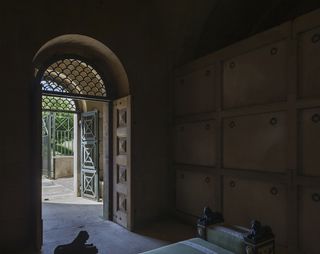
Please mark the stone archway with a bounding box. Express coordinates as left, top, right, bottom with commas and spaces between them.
32, 35, 132, 250
33, 34, 130, 98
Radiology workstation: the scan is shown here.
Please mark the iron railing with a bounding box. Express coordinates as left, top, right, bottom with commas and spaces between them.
42, 112, 75, 178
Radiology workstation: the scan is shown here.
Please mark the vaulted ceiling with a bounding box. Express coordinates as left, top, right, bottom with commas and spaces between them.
3, 0, 320, 67
195, 0, 320, 59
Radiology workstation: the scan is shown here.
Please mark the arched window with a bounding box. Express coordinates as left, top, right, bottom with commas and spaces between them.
42, 95, 77, 113
41, 58, 107, 100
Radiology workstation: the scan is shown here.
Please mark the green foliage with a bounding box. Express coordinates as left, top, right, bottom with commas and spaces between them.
42, 111, 74, 156
55, 143, 73, 155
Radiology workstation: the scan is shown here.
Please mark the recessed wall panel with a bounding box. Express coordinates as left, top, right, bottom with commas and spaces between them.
175, 120, 216, 166
223, 112, 287, 172
299, 187, 320, 254
176, 169, 217, 217
299, 26, 320, 98
301, 108, 320, 176
223, 41, 287, 108
224, 177, 287, 247
175, 66, 215, 116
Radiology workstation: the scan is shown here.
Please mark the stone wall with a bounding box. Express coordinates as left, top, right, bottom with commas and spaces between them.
173, 9, 320, 254
54, 156, 73, 179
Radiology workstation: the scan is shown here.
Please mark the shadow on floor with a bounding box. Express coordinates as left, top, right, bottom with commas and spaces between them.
54, 230, 98, 254
43, 202, 194, 254
42, 177, 195, 254
135, 219, 196, 243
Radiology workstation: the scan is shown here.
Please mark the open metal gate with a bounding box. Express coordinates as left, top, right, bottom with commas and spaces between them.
42, 112, 74, 179
42, 114, 53, 178
81, 111, 99, 200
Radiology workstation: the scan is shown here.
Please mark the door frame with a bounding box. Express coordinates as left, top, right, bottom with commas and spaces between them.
32, 37, 132, 250
37, 94, 115, 238
32, 55, 115, 250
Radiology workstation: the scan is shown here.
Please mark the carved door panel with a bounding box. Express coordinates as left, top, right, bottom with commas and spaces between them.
175, 66, 215, 116
176, 169, 217, 217
223, 112, 287, 172
299, 187, 320, 254
174, 120, 216, 166
223, 40, 287, 109
223, 177, 288, 247
81, 111, 99, 200
299, 26, 320, 98
300, 108, 320, 176
113, 96, 131, 229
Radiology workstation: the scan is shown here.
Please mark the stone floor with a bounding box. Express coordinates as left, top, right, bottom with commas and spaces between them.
42, 177, 195, 254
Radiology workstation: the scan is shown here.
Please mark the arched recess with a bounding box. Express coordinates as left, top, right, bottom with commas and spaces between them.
31, 34, 133, 251
33, 34, 130, 98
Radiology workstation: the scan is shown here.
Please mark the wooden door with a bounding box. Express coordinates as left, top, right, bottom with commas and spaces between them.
113, 96, 132, 229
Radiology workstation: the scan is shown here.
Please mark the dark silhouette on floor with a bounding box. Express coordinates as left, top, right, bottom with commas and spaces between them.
54, 231, 98, 254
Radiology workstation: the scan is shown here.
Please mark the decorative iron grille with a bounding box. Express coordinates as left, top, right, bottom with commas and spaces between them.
42, 112, 74, 156
42, 95, 77, 113
54, 112, 74, 156
41, 58, 106, 98
42, 112, 75, 179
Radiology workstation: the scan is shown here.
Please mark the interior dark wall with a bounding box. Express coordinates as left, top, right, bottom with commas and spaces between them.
0, 0, 218, 251
195, 0, 320, 59
1, 0, 320, 252
173, 7, 320, 254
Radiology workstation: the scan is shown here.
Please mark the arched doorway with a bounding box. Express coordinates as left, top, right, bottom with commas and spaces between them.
32, 35, 132, 250
41, 57, 108, 201
42, 95, 78, 180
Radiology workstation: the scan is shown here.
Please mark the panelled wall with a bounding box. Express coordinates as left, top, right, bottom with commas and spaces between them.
174, 9, 320, 254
